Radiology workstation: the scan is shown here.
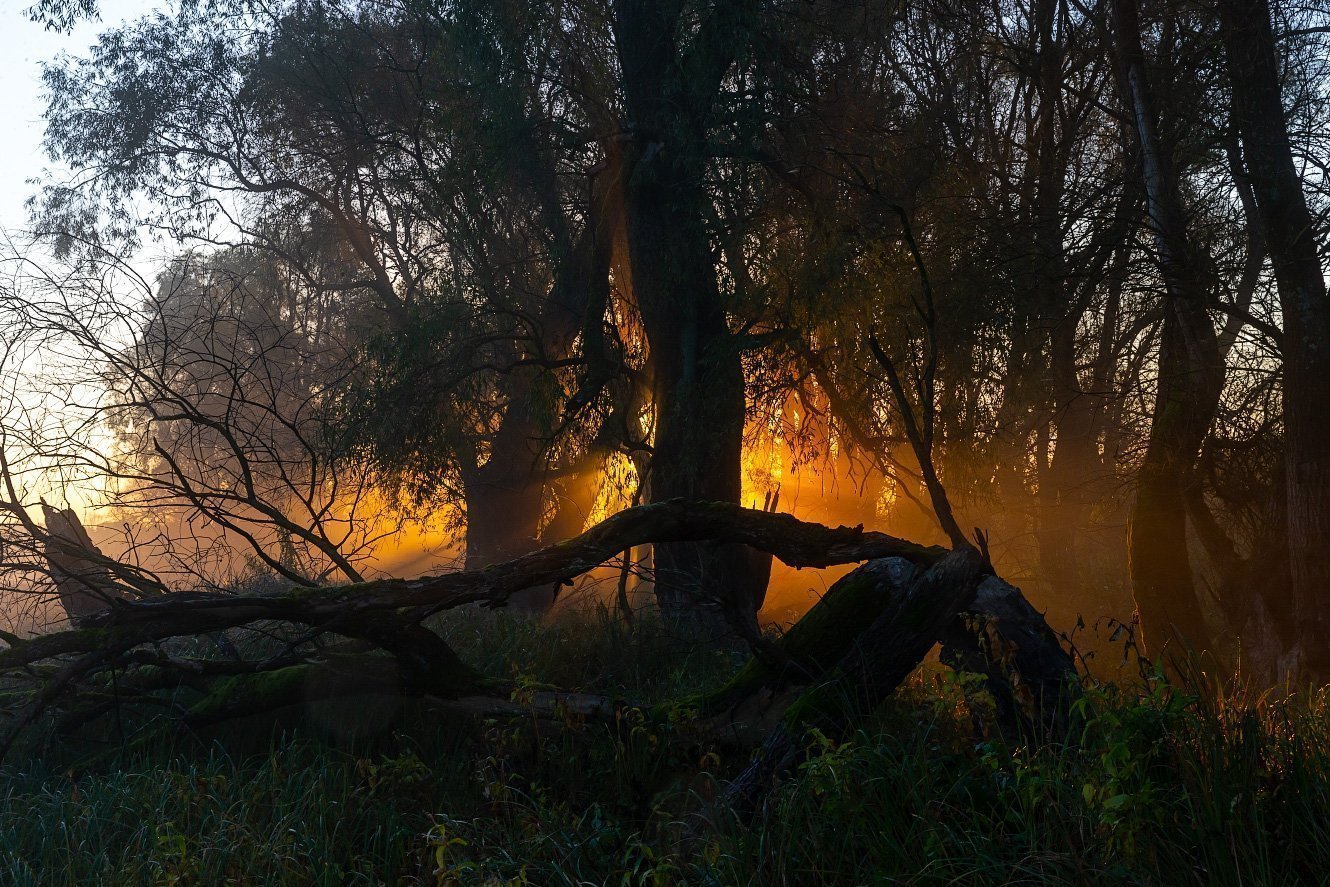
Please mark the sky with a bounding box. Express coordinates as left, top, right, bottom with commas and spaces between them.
0, 2, 161, 521
0, 0, 158, 238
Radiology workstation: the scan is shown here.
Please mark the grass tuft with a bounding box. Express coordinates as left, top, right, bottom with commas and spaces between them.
2, 609, 1328, 885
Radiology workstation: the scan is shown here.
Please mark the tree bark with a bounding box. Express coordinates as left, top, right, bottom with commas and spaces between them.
613, 0, 762, 635
941, 574, 1080, 740
716, 549, 1077, 812
40, 504, 132, 626
460, 395, 553, 610
724, 547, 990, 812
457, 147, 622, 612
1218, 0, 1330, 676
1113, 0, 1225, 658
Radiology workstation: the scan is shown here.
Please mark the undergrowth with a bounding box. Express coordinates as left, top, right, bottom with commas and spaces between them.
1, 607, 1328, 885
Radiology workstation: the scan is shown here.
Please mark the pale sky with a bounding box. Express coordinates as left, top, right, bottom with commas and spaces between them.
0, 0, 160, 238
0, 1, 163, 522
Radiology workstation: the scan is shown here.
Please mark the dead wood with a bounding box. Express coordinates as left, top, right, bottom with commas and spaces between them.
0, 500, 944, 755
3, 500, 1074, 782
40, 503, 132, 627
941, 575, 1081, 740
723, 547, 990, 812
719, 552, 1078, 813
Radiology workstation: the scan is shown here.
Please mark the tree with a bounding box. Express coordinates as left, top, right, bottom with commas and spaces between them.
26, 0, 97, 32
19, 0, 1330, 677
0, 246, 387, 591
1219, 0, 1330, 675
609, 0, 765, 631
36, 0, 622, 606
1112, 0, 1227, 657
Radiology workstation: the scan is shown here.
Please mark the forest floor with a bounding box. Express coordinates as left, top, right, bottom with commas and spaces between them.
0, 607, 1327, 886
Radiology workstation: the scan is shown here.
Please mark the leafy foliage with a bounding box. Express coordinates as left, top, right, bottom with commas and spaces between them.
2, 612, 1328, 885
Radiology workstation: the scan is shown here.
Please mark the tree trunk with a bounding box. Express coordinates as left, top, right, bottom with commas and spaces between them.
458, 174, 619, 612
724, 547, 989, 811
710, 548, 1077, 811
1219, 0, 1330, 676
460, 390, 553, 610
1027, 0, 1097, 598
613, 0, 761, 635
940, 573, 1080, 740
1113, 0, 1225, 658
41, 504, 132, 627
1040, 318, 1097, 597
1127, 314, 1218, 658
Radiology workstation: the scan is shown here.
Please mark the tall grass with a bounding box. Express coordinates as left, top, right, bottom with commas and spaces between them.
2, 608, 1328, 885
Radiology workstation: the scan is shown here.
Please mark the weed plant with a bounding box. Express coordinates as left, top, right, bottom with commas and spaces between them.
1, 607, 1327, 885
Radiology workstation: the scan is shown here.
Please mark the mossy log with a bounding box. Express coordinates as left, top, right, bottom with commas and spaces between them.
180, 653, 490, 729
724, 547, 989, 811
721, 547, 1078, 812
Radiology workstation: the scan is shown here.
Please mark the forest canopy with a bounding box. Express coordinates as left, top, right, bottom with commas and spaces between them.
8, 0, 1325, 668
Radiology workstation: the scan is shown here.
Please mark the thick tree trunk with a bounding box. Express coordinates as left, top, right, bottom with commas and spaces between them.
1028, 0, 1096, 598
1219, 0, 1330, 676
456, 128, 620, 613
458, 197, 616, 611
941, 574, 1080, 740
461, 394, 552, 611
1114, 0, 1225, 658
613, 0, 761, 635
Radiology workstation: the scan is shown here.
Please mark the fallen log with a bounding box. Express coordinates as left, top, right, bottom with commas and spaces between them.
715, 551, 1079, 812
3, 499, 1075, 779
0, 501, 945, 755
689, 558, 922, 720
723, 546, 989, 811
692, 556, 1076, 737
1, 500, 945, 675
941, 575, 1081, 740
